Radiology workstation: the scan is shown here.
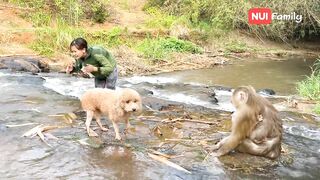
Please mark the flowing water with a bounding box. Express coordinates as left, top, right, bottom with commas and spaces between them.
0, 57, 319, 179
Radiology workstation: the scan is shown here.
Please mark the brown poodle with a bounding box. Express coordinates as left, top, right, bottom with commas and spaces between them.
81, 88, 142, 140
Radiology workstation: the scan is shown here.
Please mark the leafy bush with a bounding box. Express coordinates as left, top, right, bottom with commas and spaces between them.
145, 0, 320, 41
225, 40, 249, 53
314, 103, 320, 114
144, 7, 177, 29
30, 24, 127, 56
9, 0, 109, 25
87, 27, 125, 47
136, 37, 203, 59
297, 73, 320, 100
30, 22, 85, 56
297, 58, 320, 101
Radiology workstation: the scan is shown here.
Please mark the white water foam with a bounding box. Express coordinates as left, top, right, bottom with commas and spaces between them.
43, 76, 93, 98
43, 74, 235, 111
152, 89, 235, 112
125, 76, 178, 84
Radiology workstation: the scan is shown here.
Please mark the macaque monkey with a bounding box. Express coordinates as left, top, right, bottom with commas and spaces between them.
211, 86, 283, 159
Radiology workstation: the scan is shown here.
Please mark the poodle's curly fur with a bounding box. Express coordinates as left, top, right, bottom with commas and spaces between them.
81, 88, 142, 140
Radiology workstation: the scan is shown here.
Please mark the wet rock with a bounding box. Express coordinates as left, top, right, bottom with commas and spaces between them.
137, 88, 154, 96
0, 124, 6, 132
212, 85, 232, 92
258, 88, 276, 95
208, 90, 218, 104
0, 56, 49, 74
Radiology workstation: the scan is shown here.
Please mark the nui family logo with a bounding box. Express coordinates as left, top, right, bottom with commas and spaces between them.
248, 8, 302, 25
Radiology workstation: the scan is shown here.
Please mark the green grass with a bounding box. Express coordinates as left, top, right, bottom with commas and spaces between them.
30, 22, 85, 56
297, 58, 320, 114
297, 73, 320, 101
30, 26, 128, 56
135, 37, 203, 60
144, 7, 177, 29
145, 0, 320, 42
225, 40, 249, 53
314, 103, 320, 114
86, 27, 126, 47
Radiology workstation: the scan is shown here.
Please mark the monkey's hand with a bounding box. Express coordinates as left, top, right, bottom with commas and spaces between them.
211, 144, 220, 151
210, 151, 224, 157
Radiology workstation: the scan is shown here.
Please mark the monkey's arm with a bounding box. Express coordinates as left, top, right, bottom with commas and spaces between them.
211, 134, 242, 157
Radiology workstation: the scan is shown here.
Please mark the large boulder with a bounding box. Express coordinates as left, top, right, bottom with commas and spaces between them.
0, 56, 49, 74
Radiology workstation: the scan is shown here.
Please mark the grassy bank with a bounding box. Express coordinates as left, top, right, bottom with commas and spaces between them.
297, 58, 320, 114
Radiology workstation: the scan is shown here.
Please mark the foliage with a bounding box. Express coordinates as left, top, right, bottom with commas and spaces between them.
314, 103, 320, 114
145, 0, 320, 42
83, 0, 109, 23
144, 7, 177, 29
30, 22, 85, 56
297, 58, 320, 101
136, 37, 203, 60
30, 24, 127, 56
225, 40, 249, 53
9, 0, 109, 25
86, 27, 126, 47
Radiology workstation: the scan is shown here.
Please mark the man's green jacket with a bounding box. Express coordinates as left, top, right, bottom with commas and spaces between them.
72, 46, 116, 79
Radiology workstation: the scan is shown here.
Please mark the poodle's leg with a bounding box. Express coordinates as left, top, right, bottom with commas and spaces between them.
94, 113, 108, 131
111, 121, 121, 140
125, 118, 132, 129
124, 118, 132, 135
86, 110, 98, 137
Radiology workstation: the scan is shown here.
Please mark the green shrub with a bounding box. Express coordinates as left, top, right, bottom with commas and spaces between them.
30, 23, 85, 56
314, 103, 320, 114
87, 27, 125, 47
297, 58, 320, 101
9, 0, 109, 25
144, 7, 177, 29
145, 0, 320, 41
297, 73, 320, 100
136, 37, 203, 60
225, 40, 249, 53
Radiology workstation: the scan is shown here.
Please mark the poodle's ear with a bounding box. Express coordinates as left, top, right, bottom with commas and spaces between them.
118, 93, 126, 109
137, 95, 143, 112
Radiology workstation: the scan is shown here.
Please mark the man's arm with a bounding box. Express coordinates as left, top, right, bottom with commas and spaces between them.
94, 54, 115, 76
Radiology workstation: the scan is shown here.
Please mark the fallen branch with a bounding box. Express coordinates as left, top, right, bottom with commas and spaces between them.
148, 153, 191, 174
162, 118, 217, 125
37, 129, 52, 147
21, 124, 43, 137
6, 123, 37, 128
0, 4, 34, 11
0, 53, 38, 57
165, 138, 193, 142
49, 112, 77, 124
138, 115, 162, 122
148, 149, 173, 159
22, 124, 63, 146
148, 149, 184, 159
144, 105, 157, 112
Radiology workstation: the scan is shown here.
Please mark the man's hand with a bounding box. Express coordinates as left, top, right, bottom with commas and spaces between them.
82, 64, 98, 73
66, 64, 74, 74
